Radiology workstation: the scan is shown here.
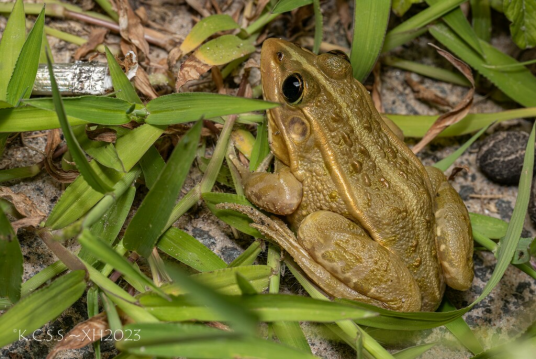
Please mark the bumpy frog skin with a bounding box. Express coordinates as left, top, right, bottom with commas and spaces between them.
242, 39, 474, 312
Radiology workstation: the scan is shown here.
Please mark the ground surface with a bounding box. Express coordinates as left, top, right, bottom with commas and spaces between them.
1, 0, 536, 358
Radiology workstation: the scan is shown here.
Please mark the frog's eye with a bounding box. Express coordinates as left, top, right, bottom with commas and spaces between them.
281, 73, 304, 105
327, 50, 351, 63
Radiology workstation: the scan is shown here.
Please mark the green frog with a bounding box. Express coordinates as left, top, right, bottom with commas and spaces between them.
237, 39, 473, 312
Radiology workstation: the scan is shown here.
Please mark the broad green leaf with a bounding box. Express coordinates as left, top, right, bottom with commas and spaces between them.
0, 165, 41, 183
228, 241, 262, 267
23, 96, 132, 125
249, 119, 269, 171
272, 0, 313, 13
194, 35, 256, 66
392, 0, 423, 16
139, 145, 165, 190
140, 293, 376, 323
0, 106, 89, 132
160, 265, 271, 295
46, 124, 163, 229
393, 343, 436, 359
46, 54, 115, 194
0, 270, 86, 348
312, 0, 323, 54
79, 229, 169, 298
157, 227, 227, 272
146, 93, 279, 125
180, 15, 240, 54
203, 192, 263, 238
433, 123, 490, 171
470, 0, 492, 42
105, 46, 142, 104
0, 210, 21, 303
351, 0, 391, 81
0, 0, 26, 101
123, 121, 202, 257
469, 213, 508, 239
503, 0, 536, 49
429, 23, 536, 107
117, 322, 317, 359
164, 262, 258, 335
386, 107, 536, 137
6, 7, 44, 106
441, 300, 483, 355
382, 56, 471, 86
426, 0, 484, 56
383, 0, 466, 52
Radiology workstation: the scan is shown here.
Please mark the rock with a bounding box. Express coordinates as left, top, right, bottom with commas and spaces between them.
477, 131, 532, 185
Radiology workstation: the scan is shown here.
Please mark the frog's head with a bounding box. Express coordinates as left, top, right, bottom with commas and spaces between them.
261, 38, 354, 180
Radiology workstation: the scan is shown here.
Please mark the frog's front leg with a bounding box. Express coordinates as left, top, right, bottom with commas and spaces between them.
425, 166, 474, 291
298, 211, 422, 312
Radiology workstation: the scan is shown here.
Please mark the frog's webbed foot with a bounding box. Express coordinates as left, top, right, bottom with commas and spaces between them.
425, 166, 474, 291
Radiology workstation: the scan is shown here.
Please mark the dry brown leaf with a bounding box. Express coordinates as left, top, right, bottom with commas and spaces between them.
372, 62, 384, 113
209, 0, 222, 14
405, 73, 451, 107
211, 66, 225, 94
114, 0, 150, 56
411, 45, 475, 154
186, 0, 211, 17
250, 0, 270, 21
133, 66, 158, 99
168, 46, 184, 68
336, 0, 352, 43
74, 28, 108, 60
86, 127, 117, 143
0, 187, 45, 232
135, 6, 148, 24
46, 313, 109, 359
175, 55, 212, 91
44, 129, 79, 183
448, 165, 470, 181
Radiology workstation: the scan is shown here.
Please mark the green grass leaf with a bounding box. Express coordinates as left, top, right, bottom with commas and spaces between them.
272, 321, 312, 353
392, 0, 424, 17
73, 125, 125, 172
139, 145, 165, 190
503, 0, 536, 49
228, 241, 262, 267
0, 210, 22, 303
194, 35, 256, 66
470, 0, 492, 42
0, 0, 26, 101
123, 121, 202, 257
429, 22, 536, 107
441, 300, 483, 355
157, 227, 227, 272
312, 0, 323, 54
117, 322, 317, 359
23, 96, 132, 125
249, 119, 270, 171
469, 213, 508, 239
46, 53, 115, 194
0, 270, 86, 348
393, 343, 436, 359
6, 6, 44, 106
180, 15, 240, 54
351, 0, 391, 81
146, 93, 279, 125
0, 107, 89, 132
0, 165, 41, 183
386, 107, 536, 137
272, 0, 313, 14
105, 46, 142, 104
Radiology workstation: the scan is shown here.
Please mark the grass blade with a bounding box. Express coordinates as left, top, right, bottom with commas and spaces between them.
0, 164, 41, 183
105, 46, 142, 104
6, 6, 44, 106
470, 0, 492, 42
312, 0, 323, 54
0, 210, 22, 303
195, 35, 256, 66
440, 300, 483, 355
351, 0, 391, 81
180, 15, 240, 54
146, 93, 278, 125
272, 0, 313, 13
123, 121, 202, 257
393, 343, 436, 359
0, 270, 86, 348
249, 120, 269, 171
139, 145, 165, 190
228, 241, 262, 267
0, 0, 26, 101
46, 53, 115, 194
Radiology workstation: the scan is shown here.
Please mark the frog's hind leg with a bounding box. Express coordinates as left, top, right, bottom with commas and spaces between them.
298, 211, 422, 312
425, 166, 474, 291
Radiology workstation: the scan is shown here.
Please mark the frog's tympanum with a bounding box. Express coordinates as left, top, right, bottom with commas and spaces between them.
241, 39, 474, 312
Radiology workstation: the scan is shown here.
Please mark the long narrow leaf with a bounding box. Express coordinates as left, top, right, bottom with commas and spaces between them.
180, 15, 240, 54
105, 46, 142, 104
0, 210, 21, 303
0, 0, 26, 101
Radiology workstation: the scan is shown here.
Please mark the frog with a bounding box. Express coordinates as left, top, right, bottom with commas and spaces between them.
234, 38, 474, 312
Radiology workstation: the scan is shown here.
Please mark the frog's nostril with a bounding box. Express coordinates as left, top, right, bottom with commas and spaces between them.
277, 52, 284, 61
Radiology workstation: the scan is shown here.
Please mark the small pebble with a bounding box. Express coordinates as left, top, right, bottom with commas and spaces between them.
477, 131, 533, 185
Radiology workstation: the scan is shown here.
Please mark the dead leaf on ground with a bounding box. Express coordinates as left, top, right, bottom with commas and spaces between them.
46, 312, 109, 359
448, 165, 470, 181
114, 0, 150, 56
411, 44, 475, 154
336, 0, 352, 43
186, 0, 211, 17
372, 62, 384, 113
405, 73, 451, 107
211, 66, 226, 94
74, 28, 108, 60
250, 0, 270, 22
86, 127, 117, 143
44, 129, 79, 183
134, 67, 158, 99
175, 55, 212, 91
0, 187, 45, 232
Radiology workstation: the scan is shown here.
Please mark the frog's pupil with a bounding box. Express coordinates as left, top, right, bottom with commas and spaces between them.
282, 74, 303, 104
